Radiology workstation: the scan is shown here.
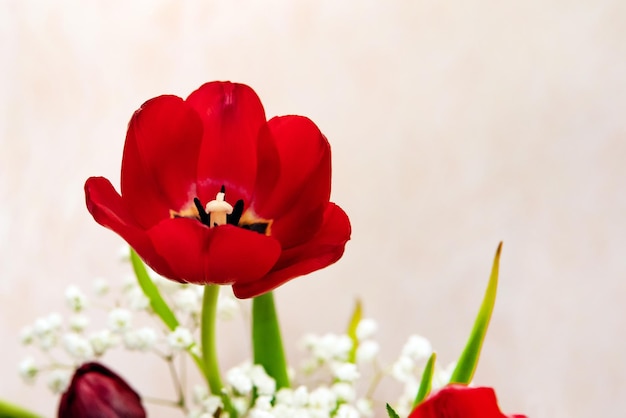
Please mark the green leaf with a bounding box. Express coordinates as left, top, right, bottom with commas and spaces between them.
252, 291, 290, 389
346, 299, 362, 363
0, 400, 41, 418
385, 403, 401, 418
449, 242, 502, 384
130, 250, 179, 331
413, 352, 437, 407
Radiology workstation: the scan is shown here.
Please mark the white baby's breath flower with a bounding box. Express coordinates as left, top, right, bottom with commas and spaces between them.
308, 386, 337, 412
401, 335, 433, 360
46, 369, 71, 394
126, 287, 150, 311
19, 326, 35, 345
201, 395, 223, 415
63, 333, 94, 361
335, 404, 360, 418
89, 329, 118, 356
355, 319, 378, 340
124, 327, 158, 351
19, 357, 38, 383
217, 293, 240, 320
356, 340, 379, 363
33, 314, 61, 350
227, 365, 253, 395
331, 362, 360, 382
432, 361, 456, 389
254, 395, 273, 411
69, 315, 90, 332
275, 387, 295, 406
331, 382, 355, 403
292, 385, 309, 407
307, 334, 353, 363
391, 355, 415, 382
249, 410, 274, 418
65, 285, 88, 312
174, 288, 201, 314
192, 384, 209, 405
356, 399, 374, 417
250, 365, 276, 396
167, 327, 194, 350
93, 277, 110, 296
108, 308, 132, 333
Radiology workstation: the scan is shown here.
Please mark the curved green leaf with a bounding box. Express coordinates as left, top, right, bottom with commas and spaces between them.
449, 242, 502, 384
413, 352, 437, 407
386, 403, 401, 418
346, 299, 362, 363
0, 400, 41, 418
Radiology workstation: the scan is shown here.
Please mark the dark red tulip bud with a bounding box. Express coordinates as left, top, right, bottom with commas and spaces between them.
408, 384, 526, 418
58, 362, 146, 418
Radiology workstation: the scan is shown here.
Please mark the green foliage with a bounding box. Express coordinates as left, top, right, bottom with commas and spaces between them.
252, 291, 290, 389
386, 403, 401, 418
346, 299, 362, 363
413, 352, 437, 407
449, 242, 502, 384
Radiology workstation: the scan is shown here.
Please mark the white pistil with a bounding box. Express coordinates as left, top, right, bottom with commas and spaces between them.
205, 192, 233, 227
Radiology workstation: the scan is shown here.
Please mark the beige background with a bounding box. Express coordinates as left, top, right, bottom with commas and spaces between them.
2, 1, 625, 417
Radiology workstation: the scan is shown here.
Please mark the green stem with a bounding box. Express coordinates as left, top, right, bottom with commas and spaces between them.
200, 285, 236, 417
252, 291, 290, 389
200, 284, 223, 395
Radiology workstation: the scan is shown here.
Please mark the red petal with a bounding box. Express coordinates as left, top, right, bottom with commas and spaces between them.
147, 219, 281, 286
408, 385, 527, 418
233, 203, 350, 298
252, 116, 331, 248
187, 82, 267, 206
121, 95, 204, 229
84, 177, 179, 280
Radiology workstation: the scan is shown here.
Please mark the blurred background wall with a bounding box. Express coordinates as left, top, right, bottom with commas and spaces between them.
1, 1, 625, 417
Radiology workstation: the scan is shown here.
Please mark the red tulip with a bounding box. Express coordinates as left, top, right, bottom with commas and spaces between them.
58, 362, 146, 418
85, 81, 351, 298
408, 384, 526, 418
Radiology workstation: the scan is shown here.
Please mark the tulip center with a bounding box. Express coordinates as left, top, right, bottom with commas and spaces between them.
172, 185, 272, 235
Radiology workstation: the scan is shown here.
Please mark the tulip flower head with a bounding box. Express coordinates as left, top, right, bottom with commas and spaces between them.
58, 362, 145, 418
85, 81, 351, 298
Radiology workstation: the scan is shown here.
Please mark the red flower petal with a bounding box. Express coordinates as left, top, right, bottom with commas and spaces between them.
84, 177, 179, 280
58, 362, 146, 418
120, 95, 204, 229
408, 385, 527, 418
187, 82, 267, 206
232, 203, 350, 298
252, 115, 332, 248
147, 219, 281, 285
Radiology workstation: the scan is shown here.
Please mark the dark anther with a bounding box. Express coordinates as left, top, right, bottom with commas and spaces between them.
227, 199, 244, 226
241, 222, 269, 235
220, 185, 226, 194
193, 197, 210, 226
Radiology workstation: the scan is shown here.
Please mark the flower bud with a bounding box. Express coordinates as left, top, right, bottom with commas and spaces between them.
58, 362, 146, 418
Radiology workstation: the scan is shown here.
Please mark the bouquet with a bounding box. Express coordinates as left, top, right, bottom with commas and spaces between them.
6, 81, 525, 418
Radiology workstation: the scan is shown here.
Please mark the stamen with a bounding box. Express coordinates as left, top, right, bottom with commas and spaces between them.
227, 200, 244, 226
205, 187, 233, 227
193, 198, 210, 226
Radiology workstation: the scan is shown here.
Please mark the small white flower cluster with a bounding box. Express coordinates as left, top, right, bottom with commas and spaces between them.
18, 246, 241, 398
389, 335, 455, 417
